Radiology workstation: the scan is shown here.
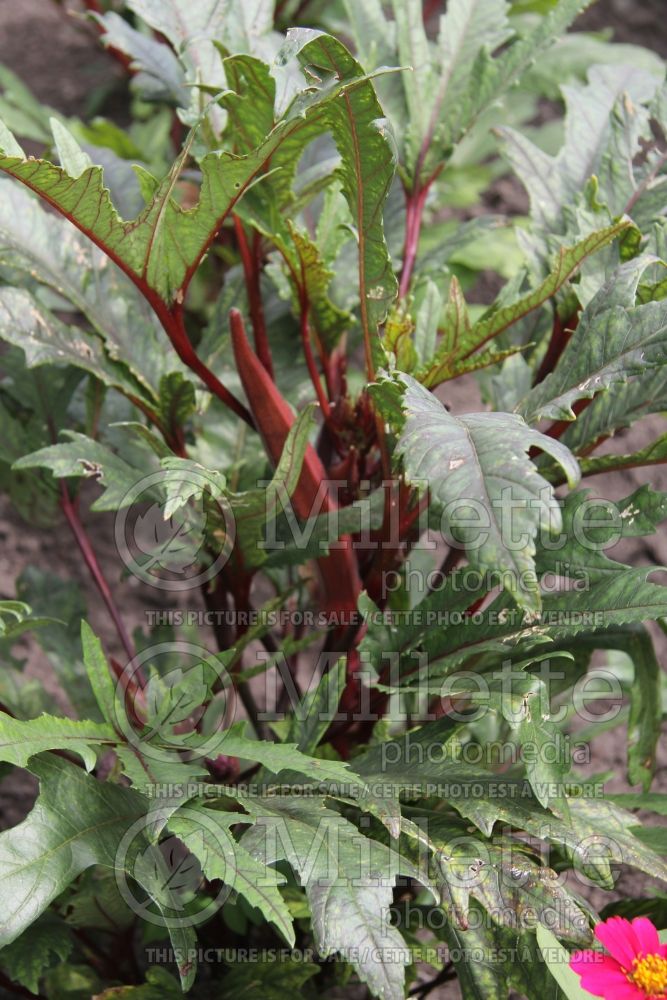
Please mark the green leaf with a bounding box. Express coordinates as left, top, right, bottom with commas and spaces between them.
414, 0, 591, 179
0, 288, 156, 408
216, 53, 277, 154
285, 658, 346, 753
0, 599, 57, 642
345, 717, 483, 835
83, 624, 351, 788
455, 789, 667, 890
80, 622, 119, 730
417, 224, 627, 386
158, 457, 226, 519
390, 0, 436, 163
123, 0, 228, 132
279, 30, 398, 354
576, 434, 667, 477
600, 893, 667, 926
442, 915, 568, 1000
0, 713, 116, 771
0, 65, 54, 145
372, 373, 579, 611
95, 966, 183, 1000
282, 222, 351, 350
413, 277, 443, 365
499, 65, 661, 232
259, 488, 386, 569
94, 12, 189, 107
157, 373, 197, 437
535, 486, 667, 584
201, 720, 354, 785
9, 570, 98, 722
65, 868, 134, 932
241, 796, 424, 1000
0, 178, 182, 407
383, 568, 667, 688
13, 432, 152, 511
619, 628, 662, 791
520, 259, 667, 424
404, 0, 511, 174
42, 963, 104, 1000
0, 33, 396, 318
467, 224, 628, 347
0, 913, 73, 996
93, 968, 183, 999
0, 122, 231, 306
561, 369, 667, 454
478, 674, 571, 813
50, 119, 92, 178
442, 916, 508, 999
424, 814, 589, 943
537, 925, 595, 1000
130, 0, 276, 68
486, 567, 667, 651
83, 628, 210, 791
229, 403, 318, 566
167, 803, 295, 945
0, 755, 197, 990
609, 793, 667, 816
221, 958, 319, 999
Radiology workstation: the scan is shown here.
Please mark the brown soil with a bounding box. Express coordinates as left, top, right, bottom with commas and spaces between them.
0, 3, 665, 999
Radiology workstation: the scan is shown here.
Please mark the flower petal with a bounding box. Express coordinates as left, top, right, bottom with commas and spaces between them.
570, 950, 604, 974
631, 916, 660, 957
595, 916, 640, 968
571, 954, 641, 999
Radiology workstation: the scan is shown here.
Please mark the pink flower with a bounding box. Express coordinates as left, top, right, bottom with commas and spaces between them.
570, 916, 667, 998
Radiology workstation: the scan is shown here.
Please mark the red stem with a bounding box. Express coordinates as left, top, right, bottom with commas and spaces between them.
424, 0, 442, 18
276, 241, 335, 413
233, 216, 274, 378
545, 397, 591, 440
299, 288, 332, 418
59, 483, 138, 668
439, 546, 463, 579
164, 300, 254, 426
2, 137, 256, 426
288, 0, 313, 20
534, 311, 578, 386
398, 181, 431, 299
229, 309, 362, 620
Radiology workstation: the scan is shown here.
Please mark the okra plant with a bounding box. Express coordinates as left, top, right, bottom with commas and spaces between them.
0, 0, 666, 997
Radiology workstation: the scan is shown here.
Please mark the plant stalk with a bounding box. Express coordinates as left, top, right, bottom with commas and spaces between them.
59, 483, 137, 666
233, 216, 274, 378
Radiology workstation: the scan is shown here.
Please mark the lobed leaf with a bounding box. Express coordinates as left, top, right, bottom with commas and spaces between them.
240, 795, 427, 1000
520, 258, 667, 424
167, 804, 296, 946
418, 223, 628, 387
372, 373, 579, 611
0, 713, 116, 771
0, 755, 197, 989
